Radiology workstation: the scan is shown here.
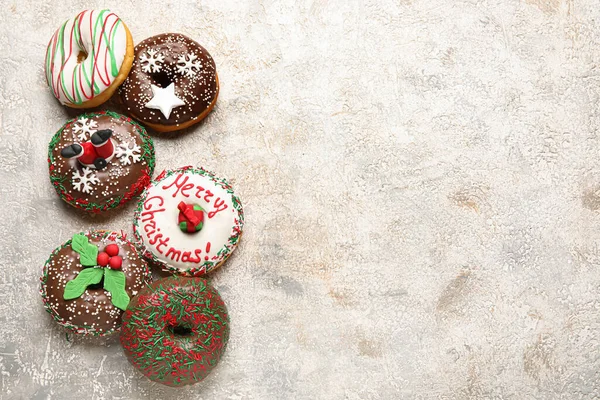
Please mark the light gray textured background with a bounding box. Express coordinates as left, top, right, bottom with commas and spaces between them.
1, 0, 600, 398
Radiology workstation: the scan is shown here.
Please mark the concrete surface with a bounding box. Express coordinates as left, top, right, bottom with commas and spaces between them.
1, 0, 600, 398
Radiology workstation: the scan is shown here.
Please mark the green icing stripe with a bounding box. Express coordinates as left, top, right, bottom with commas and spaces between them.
81, 53, 92, 95
72, 65, 82, 104
108, 19, 122, 77
44, 33, 54, 87
77, 12, 92, 97
71, 13, 83, 103
59, 21, 77, 104
91, 10, 107, 95
56, 22, 69, 101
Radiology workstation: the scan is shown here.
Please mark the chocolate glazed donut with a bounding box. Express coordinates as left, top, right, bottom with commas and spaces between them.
40, 230, 151, 336
119, 34, 219, 132
120, 276, 229, 386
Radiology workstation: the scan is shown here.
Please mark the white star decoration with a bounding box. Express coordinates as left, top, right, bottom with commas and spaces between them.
144, 83, 185, 120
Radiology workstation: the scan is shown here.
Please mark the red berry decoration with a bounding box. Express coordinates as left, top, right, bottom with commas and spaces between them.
105, 244, 119, 257
97, 251, 110, 267
109, 256, 123, 270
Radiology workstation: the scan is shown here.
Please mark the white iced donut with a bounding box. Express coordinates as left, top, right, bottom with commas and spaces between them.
44, 10, 134, 108
133, 166, 244, 276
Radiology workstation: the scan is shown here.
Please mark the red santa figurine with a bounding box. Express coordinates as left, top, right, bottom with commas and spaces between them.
61, 129, 115, 170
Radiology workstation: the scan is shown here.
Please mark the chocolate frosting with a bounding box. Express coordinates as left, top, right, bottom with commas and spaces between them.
41, 231, 150, 335
120, 34, 218, 127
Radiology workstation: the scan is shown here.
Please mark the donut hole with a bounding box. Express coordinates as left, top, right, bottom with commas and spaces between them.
151, 71, 173, 88
77, 50, 88, 64
88, 276, 105, 291
169, 324, 193, 337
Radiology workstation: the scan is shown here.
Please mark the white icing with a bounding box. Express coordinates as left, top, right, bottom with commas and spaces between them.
139, 49, 165, 73
136, 171, 240, 272
176, 53, 202, 77
72, 117, 98, 141
144, 83, 186, 119
72, 167, 99, 193
115, 142, 141, 165
45, 10, 128, 105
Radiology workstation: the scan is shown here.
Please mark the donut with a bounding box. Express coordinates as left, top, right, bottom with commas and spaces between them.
120, 276, 229, 386
119, 34, 219, 132
45, 10, 134, 108
133, 166, 244, 276
40, 230, 151, 336
48, 111, 155, 213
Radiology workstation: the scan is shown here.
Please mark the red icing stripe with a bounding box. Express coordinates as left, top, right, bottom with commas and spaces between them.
68, 11, 86, 99
102, 16, 119, 84
92, 14, 117, 87
76, 12, 92, 100
48, 31, 59, 97
58, 19, 77, 101
54, 10, 87, 101
88, 11, 96, 91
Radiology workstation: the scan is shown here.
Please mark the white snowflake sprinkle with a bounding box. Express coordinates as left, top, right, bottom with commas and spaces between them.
176, 53, 202, 78
139, 49, 165, 73
72, 167, 99, 194
72, 118, 98, 141
116, 143, 142, 165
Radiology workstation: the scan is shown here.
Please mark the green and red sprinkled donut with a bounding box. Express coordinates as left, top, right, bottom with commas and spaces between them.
120, 276, 229, 386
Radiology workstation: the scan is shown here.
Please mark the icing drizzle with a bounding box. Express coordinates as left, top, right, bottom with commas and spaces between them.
45, 10, 128, 105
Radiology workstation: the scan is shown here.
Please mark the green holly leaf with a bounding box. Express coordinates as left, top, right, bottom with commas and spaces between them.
104, 269, 130, 311
63, 268, 104, 300
71, 234, 99, 267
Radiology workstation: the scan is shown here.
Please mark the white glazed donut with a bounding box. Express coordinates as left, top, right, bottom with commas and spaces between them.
133, 166, 244, 276
44, 10, 134, 108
